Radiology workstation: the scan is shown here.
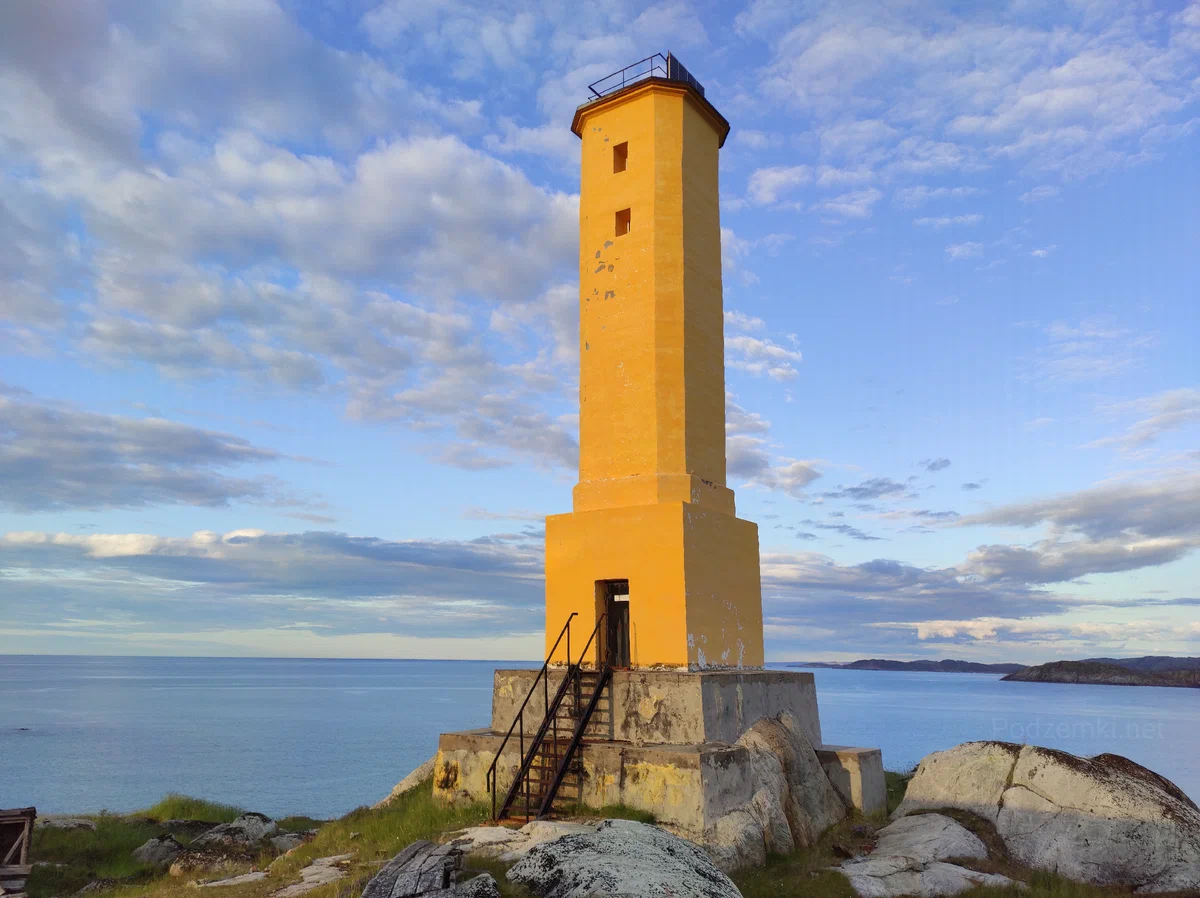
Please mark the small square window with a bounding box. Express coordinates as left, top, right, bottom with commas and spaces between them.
615, 208, 631, 236
613, 142, 628, 173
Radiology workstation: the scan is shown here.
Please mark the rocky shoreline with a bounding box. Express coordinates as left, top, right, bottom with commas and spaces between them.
26, 739, 1200, 898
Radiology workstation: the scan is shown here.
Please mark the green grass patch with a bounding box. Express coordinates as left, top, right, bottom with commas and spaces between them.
29, 815, 164, 898
884, 769, 912, 815
140, 794, 245, 824
557, 803, 657, 824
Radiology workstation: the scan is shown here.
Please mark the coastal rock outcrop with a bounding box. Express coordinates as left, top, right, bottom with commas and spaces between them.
894, 741, 1200, 893
839, 813, 1021, 897
132, 835, 183, 868
706, 710, 847, 869
35, 817, 96, 831
193, 812, 278, 849
505, 819, 742, 898
271, 854, 353, 897
362, 840, 502, 897
444, 820, 595, 861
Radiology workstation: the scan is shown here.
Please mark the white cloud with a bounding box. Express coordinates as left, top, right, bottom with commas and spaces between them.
1020, 185, 1060, 203
812, 187, 883, 218
945, 241, 983, 260
748, 165, 812, 204
913, 214, 982, 228
1089, 388, 1200, 451
893, 185, 982, 208
1031, 245, 1058, 257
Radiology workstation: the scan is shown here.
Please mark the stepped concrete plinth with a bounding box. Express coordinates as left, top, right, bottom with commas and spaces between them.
434, 669, 885, 838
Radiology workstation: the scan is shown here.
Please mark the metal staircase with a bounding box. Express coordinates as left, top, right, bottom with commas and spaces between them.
486, 614, 612, 822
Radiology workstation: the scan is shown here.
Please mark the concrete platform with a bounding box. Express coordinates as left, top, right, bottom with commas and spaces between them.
434, 668, 887, 835
491, 668, 822, 747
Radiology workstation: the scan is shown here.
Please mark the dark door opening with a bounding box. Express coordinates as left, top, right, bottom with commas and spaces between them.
601, 579, 630, 669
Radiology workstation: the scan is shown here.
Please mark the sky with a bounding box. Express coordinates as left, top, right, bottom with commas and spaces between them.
0, 0, 1197, 664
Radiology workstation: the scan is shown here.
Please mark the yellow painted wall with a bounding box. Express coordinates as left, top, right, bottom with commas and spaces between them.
546, 79, 764, 669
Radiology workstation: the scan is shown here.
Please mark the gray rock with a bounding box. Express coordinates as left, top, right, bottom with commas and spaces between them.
895, 741, 1200, 893
197, 871, 268, 888
270, 854, 353, 897
269, 833, 307, 854
444, 821, 594, 862
840, 854, 1020, 897
871, 814, 987, 863
705, 710, 847, 870
505, 819, 742, 898
455, 874, 500, 898
36, 817, 96, 831
133, 835, 184, 868
375, 757, 436, 809
193, 813, 278, 849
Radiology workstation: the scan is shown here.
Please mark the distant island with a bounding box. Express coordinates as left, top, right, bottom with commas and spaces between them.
788, 658, 1027, 674
788, 655, 1200, 687
1003, 658, 1200, 688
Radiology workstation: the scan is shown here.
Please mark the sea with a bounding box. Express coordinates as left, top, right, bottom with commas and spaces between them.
2, 656, 1197, 819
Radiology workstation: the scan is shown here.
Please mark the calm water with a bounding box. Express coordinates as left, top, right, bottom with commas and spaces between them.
2, 656, 1197, 817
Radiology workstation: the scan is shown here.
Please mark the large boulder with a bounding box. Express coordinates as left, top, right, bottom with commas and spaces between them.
505, 819, 742, 898
132, 835, 183, 868
706, 711, 847, 869
193, 812, 278, 849
840, 813, 1021, 897
895, 741, 1200, 893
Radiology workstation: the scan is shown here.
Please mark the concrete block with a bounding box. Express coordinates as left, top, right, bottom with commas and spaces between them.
491, 669, 821, 748
817, 745, 887, 816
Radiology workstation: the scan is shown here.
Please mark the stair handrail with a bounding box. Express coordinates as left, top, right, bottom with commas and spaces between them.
486, 612, 577, 819
537, 613, 610, 818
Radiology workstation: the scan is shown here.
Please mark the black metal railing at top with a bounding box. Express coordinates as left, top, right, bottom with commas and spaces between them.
587, 51, 706, 100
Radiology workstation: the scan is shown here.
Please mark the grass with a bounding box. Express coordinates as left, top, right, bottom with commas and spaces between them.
28, 773, 1194, 898
30, 815, 165, 898
140, 794, 246, 824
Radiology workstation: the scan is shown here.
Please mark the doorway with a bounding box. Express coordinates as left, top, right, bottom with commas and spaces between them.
600, 579, 630, 668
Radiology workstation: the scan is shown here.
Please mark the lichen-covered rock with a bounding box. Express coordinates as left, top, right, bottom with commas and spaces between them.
36, 817, 97, 831
270, 854, 353, 897
895, 741, 1200, 893
871, 814, 987, 863
839, 813, 1018, 897
443, 821, 594, 862
193, 812, 278, 848
270, 833, 308, 854
455, 873, 501, 898
132, 834, 183, 868
197, 871, 268, 888
506, 819, 742, 898
840, 854, 1019, 898
168, 848, 252, 878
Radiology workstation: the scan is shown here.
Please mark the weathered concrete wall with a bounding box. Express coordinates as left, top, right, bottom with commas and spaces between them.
816, 745, 887, 816
491, 669, 821, 747
434, 728, 747, 839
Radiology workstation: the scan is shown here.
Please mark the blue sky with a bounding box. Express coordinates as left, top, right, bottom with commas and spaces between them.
1, 0, 1197, 662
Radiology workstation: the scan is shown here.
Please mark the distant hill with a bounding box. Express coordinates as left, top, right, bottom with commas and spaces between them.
1084, 656, 1200, 673
1003, 659, 1200, 688
787, 658, 1026, 674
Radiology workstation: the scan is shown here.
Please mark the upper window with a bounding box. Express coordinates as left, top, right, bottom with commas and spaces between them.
615, 208, 631, 236
613, 142, 628, 173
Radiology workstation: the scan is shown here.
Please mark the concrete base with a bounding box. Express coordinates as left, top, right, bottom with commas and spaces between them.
817, 745, 887, 817
435, 728, 758, 838
491, 668, 822, 747
435, 668, 886, 839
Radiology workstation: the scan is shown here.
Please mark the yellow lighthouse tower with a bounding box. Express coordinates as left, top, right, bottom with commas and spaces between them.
432, 56, 887, 835
545, 56, 764, 670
